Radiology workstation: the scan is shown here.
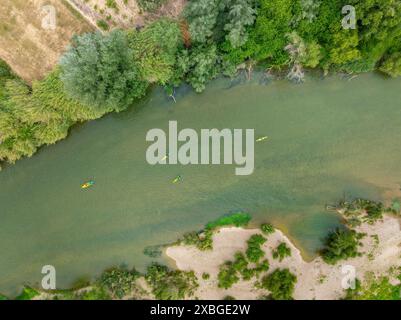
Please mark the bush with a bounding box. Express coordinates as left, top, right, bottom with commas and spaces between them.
260, 223, 274, 235
246, 234, 266, 263
96, 19, 110, 31
60, 30, 148, 112
145, 263, 198, 300
15, 286, 40, 300
98, 267, 140, 299
182, 212, 251, 251
182, 229, 213, 250
202, 272, 210, 280
380, 53, 401, 77
261, 269, 297, 300
254, 259, 270, 274
272, 242, 291, 262
137, 0, 167, 12
217, 261, 240, 289
321, 228, 363, 265
345, 276, 401, 300
79, 286, 110, 300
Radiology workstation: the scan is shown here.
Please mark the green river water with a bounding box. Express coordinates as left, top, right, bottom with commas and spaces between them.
1, 73, 401, 295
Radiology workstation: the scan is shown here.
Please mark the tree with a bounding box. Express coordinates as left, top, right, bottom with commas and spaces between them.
272, 242, 292, 262
184, 0, 256, 48
350, 0, 401, 61
182, 45, 220, 92
380, 52, 401, 77
239, 0, 296, 65
60, 30, 148, 112
184, 0, 219, 43
128, 19, 182, 84
321, 228, 363, 264
261, 268, 297, 300
246, 234, 266, 263
221, 0, 256, 48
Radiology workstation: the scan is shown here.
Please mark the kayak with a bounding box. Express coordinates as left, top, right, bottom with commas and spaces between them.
256, 136, 268, 142
81, 180, 95, 189
172, 175, 182, 184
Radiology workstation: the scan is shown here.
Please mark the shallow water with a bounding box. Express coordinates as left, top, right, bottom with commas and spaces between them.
1, 73, 401, 295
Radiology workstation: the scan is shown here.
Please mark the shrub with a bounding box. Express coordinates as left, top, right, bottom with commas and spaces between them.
261, 269, 297, 300
182, 229, 213, 250
182, 212, 251, 251
260, 223, 274, 235
60, 30, 148, 112
321, 228, 363, 265
254, 259, 270, 274
137, 0, 167, 12
96, 19, 110, 31
202, 272, 210, 280
246, 234, 266, 263
345, 276, 401, 300
380, 52, 401, 77
79, 286, 110, 300
217, 261, 240, 289
98, 266, 140, 299
15, 286, 40, 300
145, 263, 198, 300
272, 242, 291, 262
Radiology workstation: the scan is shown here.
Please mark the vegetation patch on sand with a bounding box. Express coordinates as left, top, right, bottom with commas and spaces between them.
180, 212, 251, 250
167, 200, 401, 300
1, 199, 400, 300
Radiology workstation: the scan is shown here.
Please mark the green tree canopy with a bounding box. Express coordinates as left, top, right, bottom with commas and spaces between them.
128, 19, 182, 84
60, 30, 148, 112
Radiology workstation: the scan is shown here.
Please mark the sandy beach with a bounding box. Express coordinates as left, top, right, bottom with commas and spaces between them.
166, 214, 401, 300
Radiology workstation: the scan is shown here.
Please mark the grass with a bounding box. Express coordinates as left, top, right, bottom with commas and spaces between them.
345, 276, 401, 300
182, 212, 251, 250
205, 212, 251, 230
15, 286, 40, 300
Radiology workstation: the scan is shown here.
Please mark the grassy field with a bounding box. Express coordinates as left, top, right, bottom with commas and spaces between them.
0, 0, 93, 82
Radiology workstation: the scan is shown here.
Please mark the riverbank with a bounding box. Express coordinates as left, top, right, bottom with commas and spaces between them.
7, 208, 400, 300
166, 213, 401, 300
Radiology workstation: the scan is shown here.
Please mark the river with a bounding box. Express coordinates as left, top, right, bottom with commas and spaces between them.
1, 72, 401, 295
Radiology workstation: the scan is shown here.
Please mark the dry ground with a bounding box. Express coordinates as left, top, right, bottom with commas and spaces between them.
0, 0, 93, 82
0, 0, 185, 82
66, 0, 186, 30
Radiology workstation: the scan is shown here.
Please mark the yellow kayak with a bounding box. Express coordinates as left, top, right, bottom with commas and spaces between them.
81, 180, 95, 189
256, 136, 268, 142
